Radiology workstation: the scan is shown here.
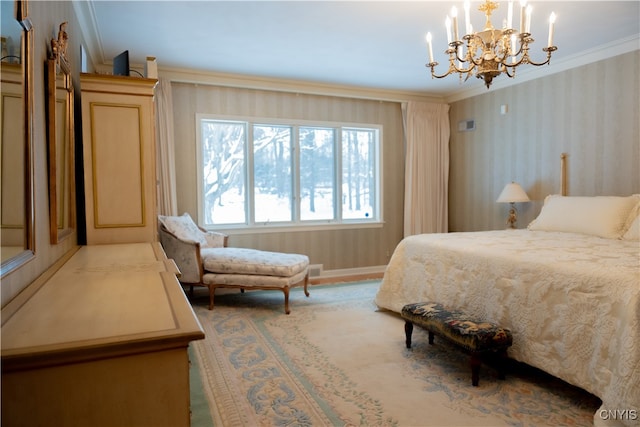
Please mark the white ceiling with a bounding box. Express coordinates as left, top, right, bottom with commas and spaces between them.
76, 1, 639, 98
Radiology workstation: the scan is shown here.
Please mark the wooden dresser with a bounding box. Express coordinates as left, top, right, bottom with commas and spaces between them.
1, 243, 205, 426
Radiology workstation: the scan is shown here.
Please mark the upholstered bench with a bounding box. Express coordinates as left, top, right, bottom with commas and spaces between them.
401, 302, 513, 386
201, 248, 309, 315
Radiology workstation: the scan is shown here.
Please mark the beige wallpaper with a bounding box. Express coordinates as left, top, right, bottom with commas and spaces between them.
449, 50, 640, 231
171, 84, 406, 271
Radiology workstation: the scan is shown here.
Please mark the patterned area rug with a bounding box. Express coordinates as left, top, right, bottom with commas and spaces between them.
190, 280, 601, 426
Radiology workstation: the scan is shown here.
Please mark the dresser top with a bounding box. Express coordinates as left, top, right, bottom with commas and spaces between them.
1, 243, 204, 371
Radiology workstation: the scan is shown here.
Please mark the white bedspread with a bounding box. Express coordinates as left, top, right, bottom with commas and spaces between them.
375, 230, 640, 424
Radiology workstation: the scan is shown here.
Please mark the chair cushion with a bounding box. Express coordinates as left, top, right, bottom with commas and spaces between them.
158, 213, 207, 246
202, 247, 309, 277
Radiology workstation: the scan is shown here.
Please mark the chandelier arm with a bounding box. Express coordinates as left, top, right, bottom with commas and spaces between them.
450, 57, 476, 74
502, 53, 528, 68
506, 35, 529, 62
426, 62, 458, 79
441, 45, 477, 74
427, 57, 477, 79
448, 42, 470, 65
455, 49, 469, 64
502, 63, 516, 78
465, 35, 486, 66
525, 47, 557, 66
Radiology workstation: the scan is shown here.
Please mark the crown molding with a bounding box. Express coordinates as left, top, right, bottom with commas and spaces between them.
71, 0, 104, 69
158, 67, 445, 104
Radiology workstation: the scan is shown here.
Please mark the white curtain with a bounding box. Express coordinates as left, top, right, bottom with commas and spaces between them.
402, 101, 450, 237
155, 78, 178, 216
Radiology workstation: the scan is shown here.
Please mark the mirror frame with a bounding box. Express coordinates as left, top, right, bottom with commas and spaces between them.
47, 22, 75, 244
0, 0, 35, 277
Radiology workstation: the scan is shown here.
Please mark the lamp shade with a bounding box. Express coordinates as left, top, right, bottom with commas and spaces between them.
496, 182, 530, 203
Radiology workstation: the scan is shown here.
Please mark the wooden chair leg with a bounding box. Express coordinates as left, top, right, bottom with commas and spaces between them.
208, 286, 215, 310
303, 272, 310, 297
283, 287, 290, 315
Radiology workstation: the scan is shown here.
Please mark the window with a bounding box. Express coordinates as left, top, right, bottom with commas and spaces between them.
197, 115, 381, 231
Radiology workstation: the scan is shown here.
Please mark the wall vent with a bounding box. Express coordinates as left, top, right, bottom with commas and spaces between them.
458, 119, 475, 132
308, 264, 323, 278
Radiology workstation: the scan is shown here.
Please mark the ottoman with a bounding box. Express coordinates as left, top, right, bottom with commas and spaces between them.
201, 247, 309, 314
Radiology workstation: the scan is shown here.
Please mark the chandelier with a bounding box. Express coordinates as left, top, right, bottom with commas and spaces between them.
425, 0, 557, 89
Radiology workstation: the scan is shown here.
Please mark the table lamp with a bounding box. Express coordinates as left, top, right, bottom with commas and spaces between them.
496, 182, 530, 229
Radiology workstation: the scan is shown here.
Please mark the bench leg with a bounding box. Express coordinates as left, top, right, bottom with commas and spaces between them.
404, 321, 413, 348
497, 349, 507, 380
471, 353, 481, 386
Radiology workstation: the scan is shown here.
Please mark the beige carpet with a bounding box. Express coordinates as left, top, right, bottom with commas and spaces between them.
190, 280, 600, 426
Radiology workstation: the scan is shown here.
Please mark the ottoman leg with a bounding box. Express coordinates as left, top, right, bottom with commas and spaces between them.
404, 321, 413, 348
471, 353, 481, 386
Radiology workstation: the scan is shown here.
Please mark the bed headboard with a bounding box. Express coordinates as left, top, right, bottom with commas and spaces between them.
560, 153, 568, 196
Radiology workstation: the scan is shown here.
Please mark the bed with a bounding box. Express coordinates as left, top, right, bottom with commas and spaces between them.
375, 193, 640, 426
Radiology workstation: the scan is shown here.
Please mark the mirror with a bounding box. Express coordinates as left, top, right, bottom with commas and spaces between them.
47, 22, 74, 244
0, 0, 35, 276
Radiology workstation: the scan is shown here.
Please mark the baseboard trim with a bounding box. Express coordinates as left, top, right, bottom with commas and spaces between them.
309, 265, 386, 285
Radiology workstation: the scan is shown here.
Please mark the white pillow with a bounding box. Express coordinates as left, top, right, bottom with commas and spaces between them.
159, 213, 207, 246
621, 199, 640, 236
527, 195, 639, 239
622, 216, 640, 241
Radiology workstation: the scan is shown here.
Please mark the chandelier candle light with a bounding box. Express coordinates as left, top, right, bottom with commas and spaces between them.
426, 0, 557, 88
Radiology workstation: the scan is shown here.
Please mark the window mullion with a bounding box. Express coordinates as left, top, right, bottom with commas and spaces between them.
247, 123, 255, 226
335, 127, 342, 221
293, 125, 300, 223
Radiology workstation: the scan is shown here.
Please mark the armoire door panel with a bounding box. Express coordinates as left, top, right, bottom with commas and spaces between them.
90, 103, 145, 227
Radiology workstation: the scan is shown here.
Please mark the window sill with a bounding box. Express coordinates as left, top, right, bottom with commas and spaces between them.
205, 221, 384, 235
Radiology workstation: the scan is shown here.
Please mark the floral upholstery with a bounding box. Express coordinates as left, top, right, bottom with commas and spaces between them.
202, 248, 309, 278
203, 269, 308, 288
401, 302, 513, 353
159, 213, 208, 245
157, 214, 310, 313
158, 214, 228, 284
